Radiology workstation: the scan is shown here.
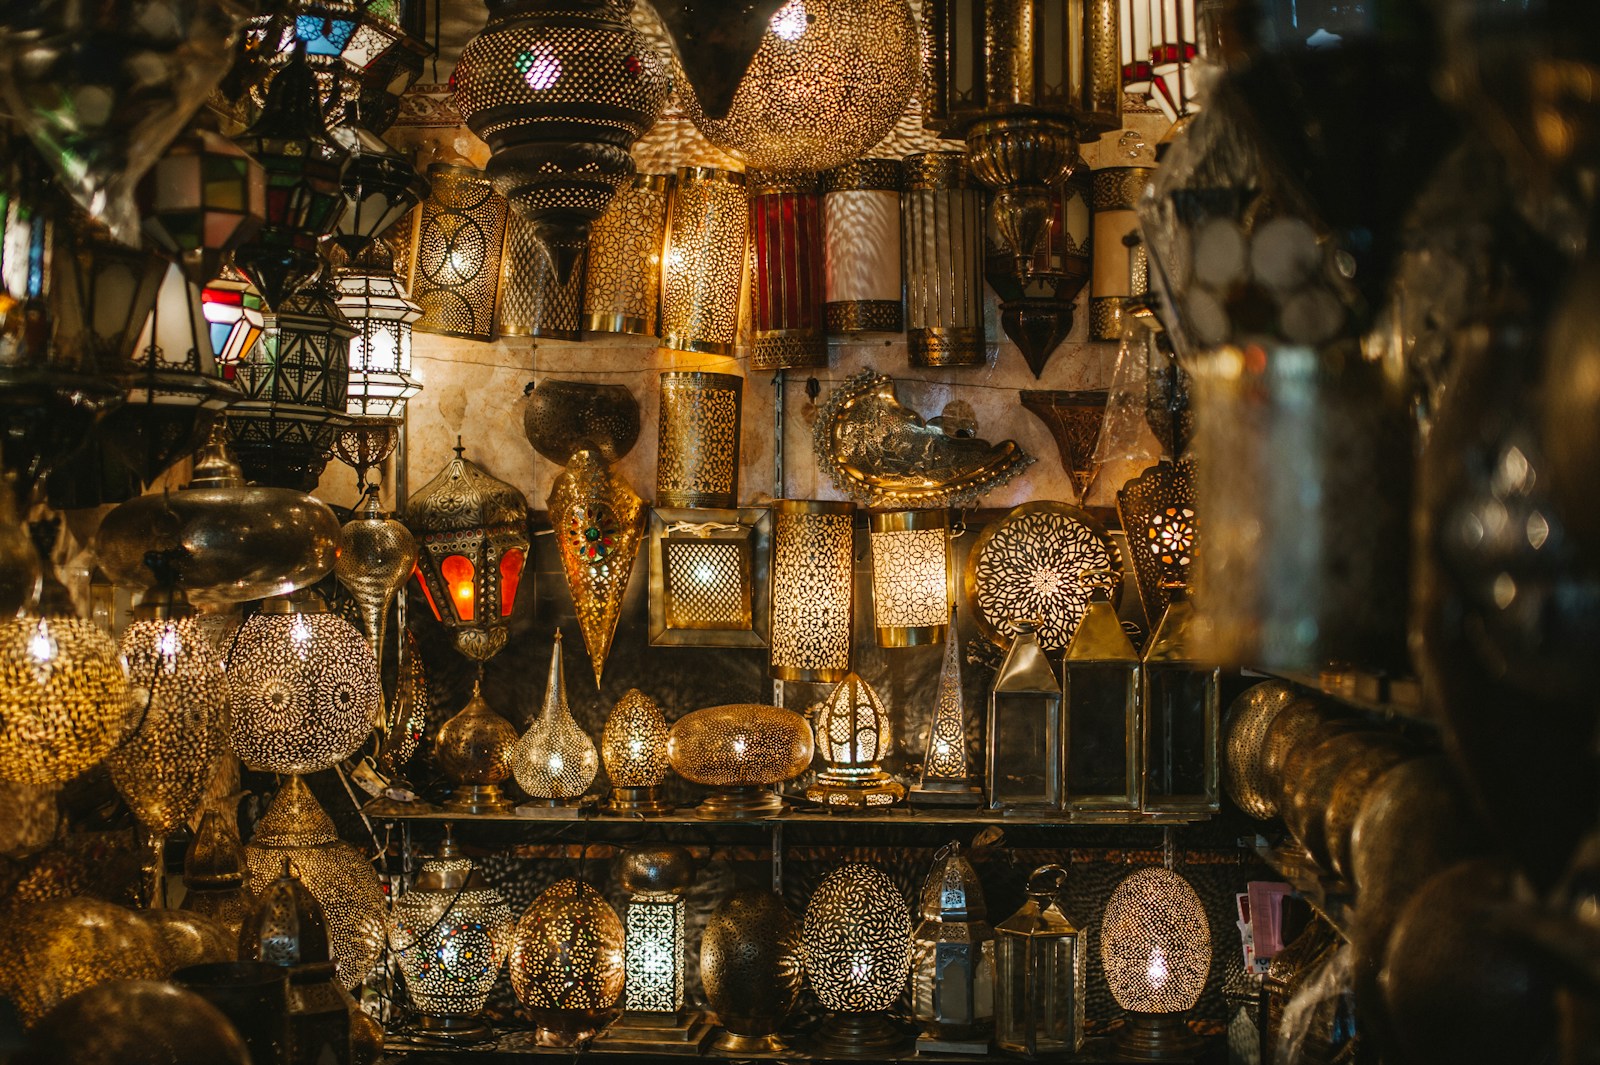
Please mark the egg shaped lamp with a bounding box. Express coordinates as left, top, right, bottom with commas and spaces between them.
667, 703, 814, 820
803, 862, 914, 1056
601, 688, 673, 815
510, 878, 626, 1046
806, 672, 906, 812
700, 889, 804, 1054
1101, 866, 1211, 1060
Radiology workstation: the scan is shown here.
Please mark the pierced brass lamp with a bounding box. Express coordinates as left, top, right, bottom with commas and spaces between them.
912, 606, 982, 804
512, 633, 600, 807
700, 889, 803, 1053
510, 878, 626, 1046
0, 610, 130, 787
660, 167, 748, 356
548, 448, 645, 688
1101, 865, 1210, 1060
769, 499, 855, 683
601, 689, 673, 815
869, 509, 951, 647
912, 844, 996, 1051
667, 704, 814, 819
803, 862, 914, 1056
806, 672, 906, 812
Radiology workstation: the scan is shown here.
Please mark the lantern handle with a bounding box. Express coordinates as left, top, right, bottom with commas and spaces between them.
1026, 863, 1069, 900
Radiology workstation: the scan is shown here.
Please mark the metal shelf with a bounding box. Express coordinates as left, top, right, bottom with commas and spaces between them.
1243, 666, 1431, 730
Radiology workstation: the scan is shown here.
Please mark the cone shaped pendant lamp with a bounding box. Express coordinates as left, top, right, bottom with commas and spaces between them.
548, 449, 645, 687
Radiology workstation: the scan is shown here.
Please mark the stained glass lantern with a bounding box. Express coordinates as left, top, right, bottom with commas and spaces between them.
334, 238, 421, 486
995, 864, 1085, 1056
451, 0, 670, 282
911, 844, 996, 1050
511, 632, 600, 806
1089, 167, 1153, 341
677, 0, 920, 174
656, 371, 742, 509
389, 831, 515, 1043
902, 152, 987, 368
1121, 0, 1200, 121
807, 672, 906, 811
803, 862, 914, 1056
548, 449, 646, 688
226, 591, 381, 776
667, 703, 814, 819
601, 688, 673, 815
647, 506, 772, 649
226, 280, 357, 491
0, 611, 130, 786
660, 166, 749, 356
616, 845, 694, 1018
139, 124, 266, 288
749, 171, 825, 370
987, 166, 1093, 378
230, 50, 351, 311
1101, 865, 1210, 1059
407, 163, 508, 341
769, 499, 855, 683
583, 172, 669, 336
497, 211, 585, 340
987, 620, 1064, 812
700, 889, 804, 1053
1062, 580, 1140, 813
1141, 585, 1219, 814
509, 878, 626, 1046
329, 118, 428, 260
822, 158, 902, 335
202, 265, 267, 368
869, 509, 951, 647
913, 606, 982, 802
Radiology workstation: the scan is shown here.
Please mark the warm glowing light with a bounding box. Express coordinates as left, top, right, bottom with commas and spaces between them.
440, 554, 476, 622
1147, 947, 1169, 990
770, 0, 809, 41
27, 623, 56, 664
517, 43, 562, 90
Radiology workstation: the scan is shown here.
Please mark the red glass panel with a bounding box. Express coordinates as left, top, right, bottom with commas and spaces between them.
440, 553, 476, 622
499, 548, 525, 617
413, 563, 444, 621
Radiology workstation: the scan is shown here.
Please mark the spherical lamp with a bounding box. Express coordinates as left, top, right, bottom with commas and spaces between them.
806, 672, 905, 811
509, 877, 626, 1046
17, 980, 251, 1065
0, 613, 130, 787
0, 897, 166, 1028
802, 862, 913, 1056
601, 688, 672, 815
700, 889, 804, 1053
1100, 866, 1211, 1060
666, 703, 814, 820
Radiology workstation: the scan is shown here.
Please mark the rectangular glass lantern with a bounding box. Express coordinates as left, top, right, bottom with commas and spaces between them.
648, 507, 771, 649
1061, 585, 1141, 812
1141, 586, 1220, 813
995, 865, 1085, 1056
987, 621, 1063, 812
624, 893, 686, 1015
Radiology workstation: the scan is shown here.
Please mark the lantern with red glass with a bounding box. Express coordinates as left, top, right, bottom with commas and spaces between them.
748, 171, 826, 372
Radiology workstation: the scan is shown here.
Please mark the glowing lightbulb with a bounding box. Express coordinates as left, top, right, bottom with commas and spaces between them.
770, 0, 808, 41
289, 614, 313, 647
548, 751, 565, 774
26, 621, 56, 664
1147, 946, 1170, 990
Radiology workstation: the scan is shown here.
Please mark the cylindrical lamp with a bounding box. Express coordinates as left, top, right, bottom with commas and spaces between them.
911, 844, 996, 1045
869, 509, 951, 647
1140, 586, 1220, 814
987, 621, 1064, 812
1089, 167, 1153, 341
769, 499, 855, 683
656, 371, 743, 509
902, 152, 986, 368
617, 845, 695, 1017
407, 163, 508, 342
583, 173, 670, 336
667, 703, 814, 820
995, 864, 1085, 1056
749, 171, 825, 370
806, 672, 906, 811
202, 265, 266, 369
822, 159, 903, 336
700, 889, 804, 1053
510, 878, 626, 1046
1101, 866, 1211, 1060
803, 863, 914, 1056
497, 210, 586, 341
660, 166, 748, 356
1062, 581, 1141, 812
601, 689, 673, 816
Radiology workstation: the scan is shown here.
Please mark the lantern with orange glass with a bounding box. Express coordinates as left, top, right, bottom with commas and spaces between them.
404, 441, 532, 811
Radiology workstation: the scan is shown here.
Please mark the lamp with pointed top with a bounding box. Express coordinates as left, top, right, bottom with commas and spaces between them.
995, 863, 1085, 1055
1062, 576, 1141, 812
512, 632, 600, 808
601, 689, 673, 816
912, 606, 982, 805
806, 672, 905, 812
987, 620, 1064, 812
181, 809, 254, 940
1140, 584, 1219, 814
912, 843, 996, 1050
548, 448, 645, 689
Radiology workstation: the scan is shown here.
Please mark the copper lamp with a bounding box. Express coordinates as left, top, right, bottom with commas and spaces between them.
510, 878, 627, 1046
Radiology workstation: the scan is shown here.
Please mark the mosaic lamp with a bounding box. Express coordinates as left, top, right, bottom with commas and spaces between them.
667, 703, 814, 820
138, 120, 267, 288
509, 877, 626, 1046
202, 265, 267, 369
1100, 865, 1211, 1060
389, 829, 515, 1043
995, 863, 1086, 1056
700, 889, 804, 1053
911, 843, 996, 1049
548, 448, 646, 688
511, 632, 600, 807
0, 608, 130, 787
803, 862, 914, 1056
601, 688, 673, 816
806, 672, 906, 812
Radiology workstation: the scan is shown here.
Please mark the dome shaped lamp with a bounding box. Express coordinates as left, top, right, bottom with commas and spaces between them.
601, 688, 673, 816
511, 632, 600, 808
510, 878, 627, 1046
666, 703, 815, 820
699, 888, 804, 1054
1101, 864, 1211, 1060
911, 843, 996, 1051
803, 862, 914, 1057
806, 672, 906, 812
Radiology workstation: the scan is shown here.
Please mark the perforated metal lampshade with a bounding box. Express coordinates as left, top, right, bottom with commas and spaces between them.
807, 672, 905, 810
509, 878, 626, 1045
803, 862, 913, 1053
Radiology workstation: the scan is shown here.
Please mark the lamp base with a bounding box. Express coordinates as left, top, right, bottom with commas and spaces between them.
715, 1031, 789, 1054
596, 1010, 716, 1054
1112, 1012, 1201, 1061
811, 1012, 911, 1058
694, 785, 784, 820
514, 796, 589, 818
604, 786, 674, 816
416, 1013, 493, 1044
916, 1031, 993, 1056
806, 775, 906, 814
444, 784, 513, 814
909, 779, 984, 807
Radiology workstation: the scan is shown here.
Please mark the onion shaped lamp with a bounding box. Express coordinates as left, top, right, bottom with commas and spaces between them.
510, 878, 626, 1046
912, 844, 996, 1051
667, 703, 814, 819
1100, 865, 1211, 1060
803, 862, 914, 1056
511, 632, 599, 807
601, 688, 672, 815
700, 889, 804, 1053
806, 672, 905, 812
995, 864, 1085, 1056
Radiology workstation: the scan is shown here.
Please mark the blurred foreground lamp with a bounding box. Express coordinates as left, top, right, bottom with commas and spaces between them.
995, 864, 1085, 1056
986, 167, 1092, 378
656, 371, 743, 509
50, 231, 166, 367
601, 689, 672, 815
803, 862, 914, 1056
807, 672, 905, 811
1062, 578, 1140, 812
583, 173, 670, 336
240, 863, 357, 1062
498, 213, 585, 340
0, 611, 130, 787
902, 151, 986, 368
869, 509, 951, 647
390, 830, 515, 1043
181, 810, 253, 939
667, 703, 814, 819
510, 878, 626, 1046
988, 620, 1064, 812
1141, 585, 1219, 813
913, 607, 982, 802
647, 506, 771, 648
408, 163, 508, 341
912, 844, 996, 1052
139, 123, 266, 287
1089, 167, 1152, 340
512, 633, 600, 806
334, 238, 422, 488
1101, 864, 1210, 1059
749, 172, 825, 370
661, 167, 748, 355
769, 499, 855, 683
602, 845, 710, 1049
822, 159, 903, 335
203, 266, 267, 368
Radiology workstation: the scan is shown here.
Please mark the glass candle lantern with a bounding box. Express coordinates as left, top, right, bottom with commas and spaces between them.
822, 158, 903, 335
334, 238, 421, 421
601, 689, 672, 815
803, 863, 914, 1057
1141, 585, 1220, 814
749, 171, 826, 370
1101, 865, 1211, 1059
407, 163, 508, 341
903, 151, 987, 368
869, 509, 951, 647
1062, 582, 1140, 812
806, 672, 906, 811
987, 621, 1064, 812
769, 499, 856, 683
584, 173, 670, 336
911, 843, 996, 1046
995, 864, 1085, 1056
497, 210, 585, 341
656, 371, 743, 509
661, 166, 748, 356
1089, 167, 1153, 341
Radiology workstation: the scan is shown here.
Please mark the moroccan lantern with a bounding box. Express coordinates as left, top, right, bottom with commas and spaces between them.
601, 688, 672, 815
333, 239, 422, 489
139, 123, 266, 288
330, 118, 429, 261
202, 266, 267, 368
511, 632, 600, 806
806, 672, 906, 811
803, 862, 914, 1056
548, 448, 646, 688
510, 878, 627, 1046
912, 844, 996, 1048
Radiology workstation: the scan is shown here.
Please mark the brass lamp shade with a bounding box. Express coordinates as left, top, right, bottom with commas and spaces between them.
0, 614, 131, 787
914, 606, 980, 799
1090, 167, 1154, 340
806, 672, 906, 811
667, 703, 814, 819
822, 159, 904, 335
700, 889, 804, 1053
601, 688, 673, 815
548, 449, 645, 688
0, 897, 166, 1028
749, 171, 826, 369
511, 633, 600, 805
434, 683, 521, 814
768, 499, 855, 683
407, 164, 508, 341
510, 878, 626, 1046
902, 152, 987, 368
497, 211, 586, 341
869, 509, 951, 647
584, 173, 670, 336
647, 507, 772, 649
803, 863, 914, 1056
661, 167, 749, 356
656, 371, 743, 509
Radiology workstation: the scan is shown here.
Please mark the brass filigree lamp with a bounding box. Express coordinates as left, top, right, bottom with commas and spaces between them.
667, 703, 814, 819
912, 606, 982, 803
511, 632, 600, 807
407, 164, 508, 341
806, 673, 906, 812
509, 878, 626, 1046
660, 167, 748, 356
181, 810, 254, 939
803, 862, 914, 1056
548, 448, 645, 688
335, 487, 417, 690
769, 500, 855, 683
601, 689, 673, 815
869, 510, 951, 647
600, 845, 713, 1050
1101, 865, 1210, 1059
700, 889, 804, 1053
497, 214, 586, 341
656, 371, 743, 509
584, 173, 670, 336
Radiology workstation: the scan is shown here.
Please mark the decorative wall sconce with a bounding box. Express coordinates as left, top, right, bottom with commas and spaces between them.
649, 507, 772, 648
202, 266, 267, 368
510, 878, 627, 1046
512, 632, 600, 806
661, 166, 748, 356
657, 371, 743, 509
524, 378, 641, 466
604, 845, 709, 1050
1140, 585, 1220, 813
408, 163, 508, 342
987, 620, 1063, 812
1089, 167, 1153, 341
497, 212, 585, 341
902, 151, 986, 368
822, 159, 903, 335
1116, 458, 1197, 632
601, 689, 673, 815
584, 173, 670, 336
1020, 389, 1109, 505
700, 889, 804, 1053
769, 499, 855, 682
666, 703, 814, 819
676, 0, 920, 174
912, 607, 982, 803
807, 672, 906, 811
139, 123, 266, 288
911, 844, 996, 1051
1062, 580, 1141, 812
869, 509, 951, 647
389, 831, 515, 1043
995, 864, 1085, 1056
986, 167, 1093, 378
1101, 865, 1210, 1059
803, 862, 914, 1056
0, 612, 130, 786
548, 449, 646, 688
749, 171, 826, 370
